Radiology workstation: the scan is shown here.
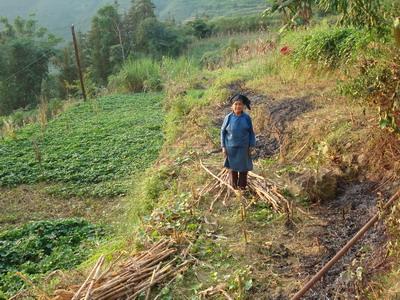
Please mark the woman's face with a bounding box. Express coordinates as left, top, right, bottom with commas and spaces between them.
232, 101, 244, 115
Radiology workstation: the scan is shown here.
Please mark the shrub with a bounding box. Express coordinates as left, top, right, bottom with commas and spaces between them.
108, 58, 162, 93
200, 50, 224, 70
340, 51, 400, 133
284, 26, 374, 68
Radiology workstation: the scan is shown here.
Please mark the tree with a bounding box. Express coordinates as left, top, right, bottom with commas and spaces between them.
87, 4, 123, 85
318, 0, 383, 29
135, 18, 187, 57
187, 18, 213, 39
264, 0, 315, 29
54, 46, 78, 99
126, 0, 156, 29
125, 0, 157, 55
0, 16, 60, 115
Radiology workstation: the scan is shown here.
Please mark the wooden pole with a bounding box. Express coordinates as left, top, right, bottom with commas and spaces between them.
71, 24, 87, 101
291, 189, 400, 300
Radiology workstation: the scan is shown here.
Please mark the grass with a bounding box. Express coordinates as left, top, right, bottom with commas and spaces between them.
108, 58, 162, 93
185, 31, 272, 63
0, 93, 164, 198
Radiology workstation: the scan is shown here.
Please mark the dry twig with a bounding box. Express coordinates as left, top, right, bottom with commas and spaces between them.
199, 161, 291, 214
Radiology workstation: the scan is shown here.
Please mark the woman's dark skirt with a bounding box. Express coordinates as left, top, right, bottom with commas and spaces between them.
224, 146, 253, 172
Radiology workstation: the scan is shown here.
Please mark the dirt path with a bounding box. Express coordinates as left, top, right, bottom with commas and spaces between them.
297, 183, 385, 300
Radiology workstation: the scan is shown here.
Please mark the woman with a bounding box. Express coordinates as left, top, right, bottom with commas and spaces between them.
221, 94, 256, 190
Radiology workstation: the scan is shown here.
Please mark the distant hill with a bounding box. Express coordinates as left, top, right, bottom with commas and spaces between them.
0, 0, 268, 40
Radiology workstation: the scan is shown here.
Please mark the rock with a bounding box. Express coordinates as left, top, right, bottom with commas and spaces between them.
342, 153, 356, 165
53, 290, 74, 300
315, 168, 338, 202
288, 168, 337, 203
357, 154, 367, 165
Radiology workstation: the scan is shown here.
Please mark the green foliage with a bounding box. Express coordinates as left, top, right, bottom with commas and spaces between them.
0, 0, 268, 39
135, 18, 188, 58
287, 26, 373, 68
0, 93, 164, 197
155, 0, 268, 21
264, 0, 315, 28
318, 0, 383, 30
0, 16, 60, 115
0, 219, 104, 297
207, 14, 276, 35
88, 4, 124, 86
187, 19, 213, 39
108, 58, 162, 92
340, 52, 400, 133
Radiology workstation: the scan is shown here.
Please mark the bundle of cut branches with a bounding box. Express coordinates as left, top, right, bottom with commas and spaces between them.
199, 160, 291, 214
68, 239, 191, 300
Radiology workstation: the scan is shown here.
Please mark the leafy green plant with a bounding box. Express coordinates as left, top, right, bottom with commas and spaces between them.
0, 219, 105, 297
0, 93, 164, 197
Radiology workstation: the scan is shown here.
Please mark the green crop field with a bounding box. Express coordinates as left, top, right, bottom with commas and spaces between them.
0, 93, 164, 197
0, 219, 105, 298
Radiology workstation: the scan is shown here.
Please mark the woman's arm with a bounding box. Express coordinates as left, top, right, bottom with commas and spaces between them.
247, 115, 256, 147
221, 114, 229, 149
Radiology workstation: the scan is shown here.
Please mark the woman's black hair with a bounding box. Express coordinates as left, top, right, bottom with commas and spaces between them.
229, 93, 251, 110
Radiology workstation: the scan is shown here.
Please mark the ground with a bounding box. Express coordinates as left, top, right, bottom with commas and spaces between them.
2, 34, 400, 299
170, 71, 394, 299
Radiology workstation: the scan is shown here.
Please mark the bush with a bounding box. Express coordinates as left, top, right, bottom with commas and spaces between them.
284, 26, 374, 68
340, 51, 400, 133
108, 58, 162, 93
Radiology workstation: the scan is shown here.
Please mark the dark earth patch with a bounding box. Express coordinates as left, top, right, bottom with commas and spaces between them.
298, 182, 386, 300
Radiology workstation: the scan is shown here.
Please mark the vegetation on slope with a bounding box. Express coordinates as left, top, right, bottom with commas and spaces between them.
3, 0, 400, 299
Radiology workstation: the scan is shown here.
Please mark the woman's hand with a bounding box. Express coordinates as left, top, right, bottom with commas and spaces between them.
222, 147, 227, 158
248, 147, 255, 156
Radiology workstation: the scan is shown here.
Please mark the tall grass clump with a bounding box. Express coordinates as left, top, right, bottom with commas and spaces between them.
161, 57, 201, 104
108, 58, 162, 93
282, 26, 374, 68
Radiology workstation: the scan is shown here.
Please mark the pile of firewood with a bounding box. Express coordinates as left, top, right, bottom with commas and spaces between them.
68, 239, 190, 300
199, 161, 291, 214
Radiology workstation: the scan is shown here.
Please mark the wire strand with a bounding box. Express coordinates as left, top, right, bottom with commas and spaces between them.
2, 48, 55, 82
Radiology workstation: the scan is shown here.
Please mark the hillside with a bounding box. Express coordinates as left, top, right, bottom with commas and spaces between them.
0, 0, 268, 39
2, 4, 400, 299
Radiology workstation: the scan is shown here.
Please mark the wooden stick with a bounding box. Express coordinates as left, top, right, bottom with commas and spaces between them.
84, 255, 104, 300
145, 263, 161, 300
72, 256, 103, 300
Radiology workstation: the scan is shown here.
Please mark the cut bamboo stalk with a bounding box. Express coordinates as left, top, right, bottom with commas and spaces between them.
72, 256, 104, 300
84, 255, 104, 300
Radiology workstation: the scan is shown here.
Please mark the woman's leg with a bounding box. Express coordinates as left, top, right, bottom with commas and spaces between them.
238, 171, 248, 189
231, 170, 239, 189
